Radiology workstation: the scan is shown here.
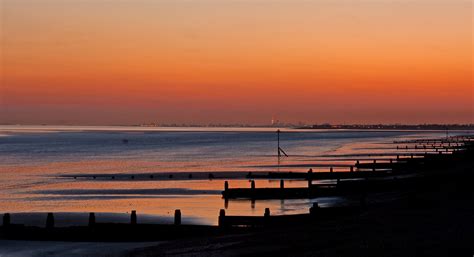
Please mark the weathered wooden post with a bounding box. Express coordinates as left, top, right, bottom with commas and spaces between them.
88, 212, 96, 227
3, 213, 10, 227
308, 169, 313, 188
218, 209, 226, 227
46, 213, 54, 229
174, 209, 181, 225
224, 181, 229, 191
310, 202, 319, 216
264, 208, 270, 218
131, 210, 137, 225
280, 180, 284, 189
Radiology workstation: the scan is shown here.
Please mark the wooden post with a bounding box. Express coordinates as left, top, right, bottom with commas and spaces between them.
3, 213, 10, 227
307, 168, 313, 187
88, 212, 95, 227
310, 202, 319, 216
251, 180, 255, 190
411, 153, 414, 158
131, 210, 137, 225
46, 213, 54, 229
174, 209, 181, 225
218, 209, 226, 227
224, 181, 229, 191
350, 166, 354, 172
330, 167, 333, 173
280, 180, 284, 189
390, 159, 393, 164
264, 208, 270, 218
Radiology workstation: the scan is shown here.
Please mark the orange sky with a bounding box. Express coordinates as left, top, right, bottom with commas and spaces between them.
1, 0, 472, 125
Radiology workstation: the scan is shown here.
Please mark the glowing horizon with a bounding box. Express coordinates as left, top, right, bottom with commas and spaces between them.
1, 0, 472, 125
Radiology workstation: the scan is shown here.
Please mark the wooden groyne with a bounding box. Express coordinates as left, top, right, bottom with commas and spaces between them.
0, 210, 221, 242
0, 204, 364, 241
223, 136, 474, 200
218, 203, 361, 228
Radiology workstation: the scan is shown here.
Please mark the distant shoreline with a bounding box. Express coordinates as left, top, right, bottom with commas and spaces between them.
0, 124, 473, 133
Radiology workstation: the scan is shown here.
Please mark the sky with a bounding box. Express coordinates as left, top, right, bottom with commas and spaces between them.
0, 0, 473, 125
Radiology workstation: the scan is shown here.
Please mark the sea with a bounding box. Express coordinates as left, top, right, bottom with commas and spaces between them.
0, 125, 464, 226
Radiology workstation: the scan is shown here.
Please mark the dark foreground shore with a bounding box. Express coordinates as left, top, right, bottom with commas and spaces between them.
127, 174, 474, 257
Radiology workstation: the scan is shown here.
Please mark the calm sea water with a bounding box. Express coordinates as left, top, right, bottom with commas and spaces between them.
0, 126, 456, 225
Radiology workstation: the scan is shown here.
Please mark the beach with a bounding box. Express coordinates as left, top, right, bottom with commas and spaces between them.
0, 127, 472, 256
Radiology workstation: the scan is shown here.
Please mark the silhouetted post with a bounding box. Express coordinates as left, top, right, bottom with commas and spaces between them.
356, 160, 360, 165
131, 210, 137, 225
3, 213, 10, 227
280, 180, 284, 189
373, 160, 376, 164
411, 153, 414, 158
224, 198, 229, 209
251, 180, 255, 190
350, 166, 354, 172
264, 208, 270, 218
89, 212, 96, 227
224, 181, 229, 191
46, 213, 54, 229
174, 209, 181, 225
397, 155, 399, 160
218, 209, 226, 227
307, 169, 313, 187
310, 202, 319, 216
330, 167, 333, 173
390, 159, 393, 164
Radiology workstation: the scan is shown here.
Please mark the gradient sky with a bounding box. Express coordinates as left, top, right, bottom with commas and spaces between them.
1, 0, 472, 125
